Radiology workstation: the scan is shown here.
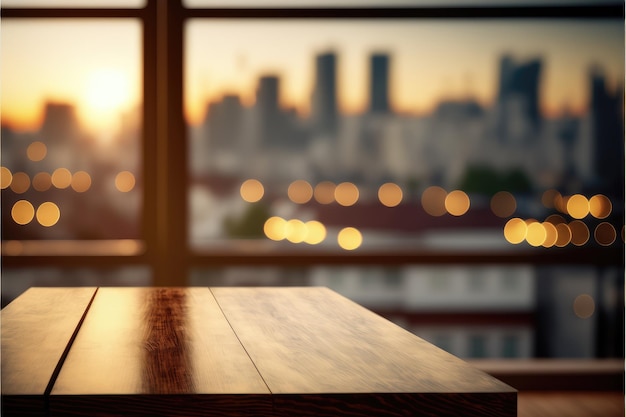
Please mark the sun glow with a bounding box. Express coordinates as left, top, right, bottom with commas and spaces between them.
82, 69, 131, 132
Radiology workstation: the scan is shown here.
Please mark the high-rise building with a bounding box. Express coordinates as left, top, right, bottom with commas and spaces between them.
207, 94, 243, 151
589, 66, 624, 197
495, 55, 543, 141
40, 102, 80, 144
311, 52, 338, 138
369, 53, 390, 114
256, 75, 282, 148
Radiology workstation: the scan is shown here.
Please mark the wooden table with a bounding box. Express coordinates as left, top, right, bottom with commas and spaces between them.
2, 287, 516, 416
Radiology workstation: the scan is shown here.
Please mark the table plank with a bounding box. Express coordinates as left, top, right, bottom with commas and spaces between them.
212, 287, 517, 417
49, 287, 272, 417
1, 287, 97, 416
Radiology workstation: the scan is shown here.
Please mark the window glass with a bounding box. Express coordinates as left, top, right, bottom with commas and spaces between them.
1, 267, 151, 308
191, 264, 623, 358
1, 20, 143, 243
185, 19, 624, 255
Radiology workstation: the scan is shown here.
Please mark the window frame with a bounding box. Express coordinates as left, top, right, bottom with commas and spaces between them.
1, 0, 623, 287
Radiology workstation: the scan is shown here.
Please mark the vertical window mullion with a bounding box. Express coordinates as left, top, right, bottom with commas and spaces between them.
153, 0, 188, 286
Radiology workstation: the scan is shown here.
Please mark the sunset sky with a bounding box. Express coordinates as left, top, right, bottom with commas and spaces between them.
1, 17, 623, 132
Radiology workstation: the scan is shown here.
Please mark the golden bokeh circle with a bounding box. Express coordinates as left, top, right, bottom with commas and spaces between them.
115, 171, 136, 193
491, 191, 516, 218
26, 141, 47, 162
589, 194, 612, 219
541, 222, 558, 248
304, 220, 326, 245
568, 220, 590, 246
10, 172, 31, 194
285, 219, 307, 243
566, 194, 589, 219
503, 218, 527, 244
32, 172, 53, 192
594, 222, 617, 246
36, 202, 61, 227
445, 190, 470, 216
378, 183, 403, 207
314, 181, 336, 204
338, 227, 363, 250
421, 186, 447, 217
573, 294, 595, 319
240, 179, 264, 203
71, 171, 92, 193
525, 222, 547, 247
288, 180, 313, 204
1, 167, 13, 189
11, 200, 35, 225
52, 168, 72, 189
335, 182, 359, 207
264, 216, 287, 241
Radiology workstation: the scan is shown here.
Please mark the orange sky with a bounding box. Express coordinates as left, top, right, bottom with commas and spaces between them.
2, 18, 623, 132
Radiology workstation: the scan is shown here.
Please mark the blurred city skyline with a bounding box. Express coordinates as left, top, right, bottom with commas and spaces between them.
1, 19, 623, 133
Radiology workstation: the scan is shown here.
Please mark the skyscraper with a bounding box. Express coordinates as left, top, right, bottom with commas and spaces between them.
311, 52, 338, 138
589, 66, 624, 197
369, 53, 390, 114
495, 55, 543, 141
256, 75, 282, 148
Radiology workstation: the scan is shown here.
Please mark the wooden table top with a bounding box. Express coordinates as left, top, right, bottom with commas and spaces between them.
2, 287, 516, 416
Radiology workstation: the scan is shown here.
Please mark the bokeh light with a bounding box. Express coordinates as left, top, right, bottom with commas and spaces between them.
71, 171, 92, 193
26, 141, 47, 162
541, 222, 558, 248
285, 219, 307, 243
1, 167, 13, 189
541, 189, 559, 209
10, 172, 31, 194
545, 214, 567, 225
566, 194, 589, 219
32, 172, 53, 192
335, 182, 359, 207
421, 186, 447, 217
264, 216, 287, 241
525, 221, 547, 247
378, 183, 403, 207
445, 190, 470, 216
115, 171, 136, 192
240, 179, 264, 203
553, 193, 567, 213
554, 223, 572, 247
52, 168, 72, 189
11, 200, 35, 225
573, 294, 595, 319
314, 181, 336, 204
589, 194, 612, 219
569, 220, 590, 246
594, 222, 617, 246
338, 227, 362, 250
36, 202, 61, 227
504, 218, 527, 244
304, 220, 326, 245
490, 191, 516, 218
288, 180, 313, 204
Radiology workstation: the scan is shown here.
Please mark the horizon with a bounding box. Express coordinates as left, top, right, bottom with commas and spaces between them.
2, 18, 623, 133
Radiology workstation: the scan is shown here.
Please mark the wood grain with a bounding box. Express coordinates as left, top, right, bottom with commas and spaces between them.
49, 287, 271, 416
1, 287, 97, 417
5, 287, 517, 416
212, 287, 517, 417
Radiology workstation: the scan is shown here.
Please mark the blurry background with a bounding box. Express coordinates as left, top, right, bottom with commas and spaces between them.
1, 0, 623, 364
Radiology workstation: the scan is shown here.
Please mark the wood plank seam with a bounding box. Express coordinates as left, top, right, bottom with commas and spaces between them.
43, 287, 100, 399
208, 287, 274, 396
